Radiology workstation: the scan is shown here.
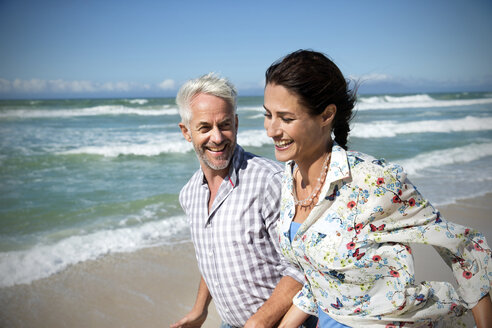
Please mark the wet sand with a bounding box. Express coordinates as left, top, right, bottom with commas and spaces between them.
1, 194, 491, 328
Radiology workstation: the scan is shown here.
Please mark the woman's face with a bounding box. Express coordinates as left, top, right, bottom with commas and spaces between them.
263, 83, 331, 163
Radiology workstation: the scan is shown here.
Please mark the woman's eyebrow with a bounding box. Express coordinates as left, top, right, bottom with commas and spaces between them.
263, 106, 295, 116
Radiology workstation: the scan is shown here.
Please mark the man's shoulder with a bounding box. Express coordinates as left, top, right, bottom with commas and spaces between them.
241, 150, 283, 174
180, 169, 203, 197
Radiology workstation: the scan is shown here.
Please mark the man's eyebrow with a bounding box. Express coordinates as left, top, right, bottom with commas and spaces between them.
195, 117, 233, 128
219, 118, 233, 124
196, 121, 211, 127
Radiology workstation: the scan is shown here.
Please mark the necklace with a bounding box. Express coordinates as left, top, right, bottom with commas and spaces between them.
293, 151, 331, 207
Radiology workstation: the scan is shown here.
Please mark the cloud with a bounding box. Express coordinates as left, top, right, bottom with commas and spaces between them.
157, 79, 175, 90
13, 78, 48, 92
0, 78, 176, 95
50, 79, 97, 92
100, 81, 133, 92
0, 78, 13, 92
348, 72, 492, 94
349, 73, 393, 83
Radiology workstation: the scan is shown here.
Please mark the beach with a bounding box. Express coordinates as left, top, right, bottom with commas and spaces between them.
1, 193, 490, 328
1, 93, 491, 326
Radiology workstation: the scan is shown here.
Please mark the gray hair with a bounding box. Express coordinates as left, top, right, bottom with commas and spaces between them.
176, 73, 237, 126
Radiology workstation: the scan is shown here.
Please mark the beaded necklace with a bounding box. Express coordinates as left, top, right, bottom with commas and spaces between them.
293, 151, 331, 207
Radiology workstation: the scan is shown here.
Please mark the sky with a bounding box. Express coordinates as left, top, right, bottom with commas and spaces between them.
0, 0, 491, 99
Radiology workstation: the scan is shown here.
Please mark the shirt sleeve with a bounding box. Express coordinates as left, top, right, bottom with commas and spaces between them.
178, 188, 186, 212
178, 186, 191, 224
368, 163, 492, 309
262, 170, 305, 284
293, 282, 318, 316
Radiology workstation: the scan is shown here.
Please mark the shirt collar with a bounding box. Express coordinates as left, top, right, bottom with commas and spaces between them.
325, 142, 351, 185
228, 144, 243, 188
286, 141, 350, 184
282, 142, 351, 238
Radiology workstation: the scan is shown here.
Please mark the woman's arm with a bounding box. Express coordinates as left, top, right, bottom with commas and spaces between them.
278, 305, 311, 328
472, 293, 492, 328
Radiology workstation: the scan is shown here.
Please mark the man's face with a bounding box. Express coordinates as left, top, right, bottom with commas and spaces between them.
179, 93, 238, 174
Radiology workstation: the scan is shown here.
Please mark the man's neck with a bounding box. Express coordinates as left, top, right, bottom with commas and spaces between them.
202, 166, 229, 189
201, 164, 231, 213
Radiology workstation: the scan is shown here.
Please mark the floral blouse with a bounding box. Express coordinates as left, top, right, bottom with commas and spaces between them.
278, 143, 492, 328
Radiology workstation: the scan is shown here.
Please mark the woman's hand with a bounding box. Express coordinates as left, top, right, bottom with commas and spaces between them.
471, 293, 492, 328
278, 305, 311, 328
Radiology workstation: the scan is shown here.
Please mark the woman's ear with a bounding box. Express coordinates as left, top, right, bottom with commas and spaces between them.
321, 104, 337, 127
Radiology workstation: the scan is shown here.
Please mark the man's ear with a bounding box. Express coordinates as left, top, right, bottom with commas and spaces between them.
179, 122, 192, 142
321, 104, 337, 127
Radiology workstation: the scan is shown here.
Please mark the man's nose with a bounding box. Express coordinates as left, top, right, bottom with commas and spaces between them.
210, 126, 225, 144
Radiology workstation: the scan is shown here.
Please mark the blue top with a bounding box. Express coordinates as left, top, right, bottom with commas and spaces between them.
289, 221, 302, 242
289, 222, 350, 328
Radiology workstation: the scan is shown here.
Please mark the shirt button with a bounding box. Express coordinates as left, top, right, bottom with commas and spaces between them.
209, 251, 213, 257
215, 281, 219, 287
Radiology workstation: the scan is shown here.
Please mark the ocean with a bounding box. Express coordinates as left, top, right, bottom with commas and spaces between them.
1, 92, 491, 288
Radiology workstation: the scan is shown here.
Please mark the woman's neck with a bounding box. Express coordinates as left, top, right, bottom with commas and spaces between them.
295, 142, 332, 188
292, 143, 332, 219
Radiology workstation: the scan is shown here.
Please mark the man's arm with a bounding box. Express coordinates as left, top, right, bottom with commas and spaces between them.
243, 170, 304, 328
171, 276, 212, 328
244, 275, 302, 328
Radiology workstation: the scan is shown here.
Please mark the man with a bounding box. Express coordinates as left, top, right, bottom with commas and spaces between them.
171, 73, 308, 328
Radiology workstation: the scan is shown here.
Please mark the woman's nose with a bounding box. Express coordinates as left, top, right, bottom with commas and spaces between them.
265, 118, 280, 138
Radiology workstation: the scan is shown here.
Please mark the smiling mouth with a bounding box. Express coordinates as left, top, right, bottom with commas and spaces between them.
274, 140, 293, 150
207, 144, 227, 152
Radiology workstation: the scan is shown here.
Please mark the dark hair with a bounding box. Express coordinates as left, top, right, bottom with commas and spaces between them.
265, 49, 356, 150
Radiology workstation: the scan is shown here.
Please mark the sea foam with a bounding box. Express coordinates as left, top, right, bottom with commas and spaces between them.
126, 99, 149, 105
0, 105, 178, 119
238, 106, 264, 112
0, 215, 189, 288
356, 94, 492, 110
58, 129, 273, 157
61, 142, 193, 157
351, 116, 492, 138
238, 129, 272, 147
397, 142, 492, 175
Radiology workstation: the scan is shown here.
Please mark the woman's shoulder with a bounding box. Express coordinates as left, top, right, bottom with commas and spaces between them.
345, 150, 405, 180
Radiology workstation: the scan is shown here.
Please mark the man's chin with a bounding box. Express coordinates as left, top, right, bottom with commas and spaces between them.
196, 143, 236, 171
204, 158, 230, 171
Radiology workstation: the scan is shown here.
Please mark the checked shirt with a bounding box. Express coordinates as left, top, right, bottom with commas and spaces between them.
179, 145, 303, 326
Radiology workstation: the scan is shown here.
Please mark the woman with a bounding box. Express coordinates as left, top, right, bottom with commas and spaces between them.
263, 49, 492, 327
